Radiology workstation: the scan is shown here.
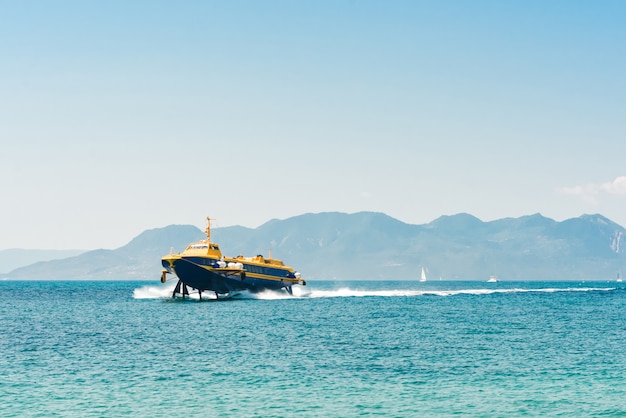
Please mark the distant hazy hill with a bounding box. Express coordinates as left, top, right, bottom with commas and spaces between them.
2, 225, 204, 280
0, 249, 85, 274
3, 212, 625, 280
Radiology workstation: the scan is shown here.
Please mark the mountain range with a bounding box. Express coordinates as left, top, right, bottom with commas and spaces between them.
0, 249, 85, 274
2, 212, 625, 281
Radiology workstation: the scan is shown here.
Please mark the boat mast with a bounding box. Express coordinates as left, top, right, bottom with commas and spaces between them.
205, 216, 213, 244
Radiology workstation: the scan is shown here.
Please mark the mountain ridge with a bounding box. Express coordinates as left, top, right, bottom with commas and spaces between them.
2, 212, 625, 281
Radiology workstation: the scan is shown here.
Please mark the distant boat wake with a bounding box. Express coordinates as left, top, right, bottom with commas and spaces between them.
133, 283, 616, 300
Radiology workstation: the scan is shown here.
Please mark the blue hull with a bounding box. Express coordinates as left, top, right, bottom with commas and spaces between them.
165, 258, 292, 295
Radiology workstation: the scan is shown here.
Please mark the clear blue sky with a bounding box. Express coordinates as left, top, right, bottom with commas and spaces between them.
2, 1, 625, 250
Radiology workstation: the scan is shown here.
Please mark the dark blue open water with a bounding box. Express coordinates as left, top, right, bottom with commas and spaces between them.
1, 280, 625, 416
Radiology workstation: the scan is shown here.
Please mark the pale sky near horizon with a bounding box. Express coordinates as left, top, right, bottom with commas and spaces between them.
2, 1, 625, 250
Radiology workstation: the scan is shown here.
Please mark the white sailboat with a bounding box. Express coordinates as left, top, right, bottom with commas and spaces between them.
420, 267, 427, 282
617, 272, 622, 283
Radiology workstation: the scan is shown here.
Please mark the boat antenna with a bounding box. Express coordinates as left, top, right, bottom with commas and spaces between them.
205, 216, 214, 244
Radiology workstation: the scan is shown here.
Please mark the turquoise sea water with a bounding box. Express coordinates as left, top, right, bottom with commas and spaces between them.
1, 280, 625, 417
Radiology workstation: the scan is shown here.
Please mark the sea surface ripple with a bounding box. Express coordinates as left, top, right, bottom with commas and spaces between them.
1, 280, 625, 417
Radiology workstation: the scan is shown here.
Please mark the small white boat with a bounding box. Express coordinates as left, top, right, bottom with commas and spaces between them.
487, 275, 498, 283
420, 267, 427, 282
617, 273, 623, 283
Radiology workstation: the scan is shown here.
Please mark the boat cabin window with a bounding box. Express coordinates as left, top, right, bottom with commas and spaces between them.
190, 244, 208, 249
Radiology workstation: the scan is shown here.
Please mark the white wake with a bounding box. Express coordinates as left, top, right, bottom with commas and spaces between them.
133, 283, 615, 300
